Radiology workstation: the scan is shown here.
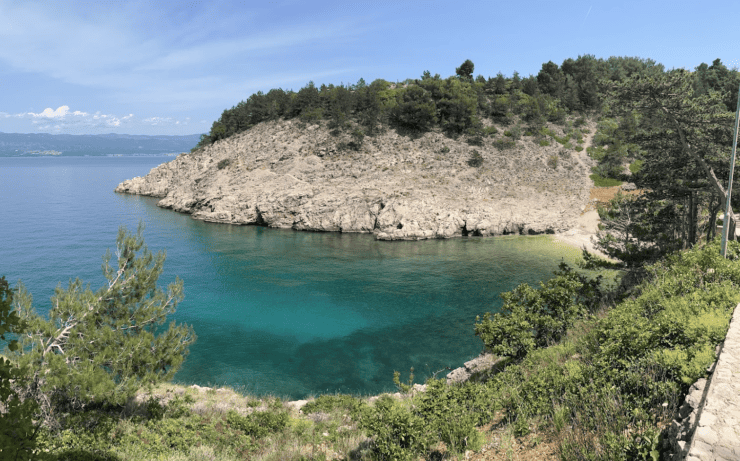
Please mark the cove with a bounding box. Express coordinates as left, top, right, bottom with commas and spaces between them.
1, 156, 585, 399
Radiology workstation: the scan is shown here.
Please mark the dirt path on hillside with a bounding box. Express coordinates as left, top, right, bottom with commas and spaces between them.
551, 125, 615, 260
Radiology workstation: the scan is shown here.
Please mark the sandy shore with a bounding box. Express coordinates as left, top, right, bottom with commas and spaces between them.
551, 210, 615, 261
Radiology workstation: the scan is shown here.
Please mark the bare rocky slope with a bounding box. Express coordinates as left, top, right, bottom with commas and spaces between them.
116, 119, 595, 240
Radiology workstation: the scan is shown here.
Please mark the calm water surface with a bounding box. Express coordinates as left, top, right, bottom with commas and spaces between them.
1, 156, 582, 398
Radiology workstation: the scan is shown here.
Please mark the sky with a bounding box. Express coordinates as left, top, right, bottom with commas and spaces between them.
1, 0, 739, 136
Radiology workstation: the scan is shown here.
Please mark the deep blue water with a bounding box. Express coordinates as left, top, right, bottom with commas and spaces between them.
1, 156, 582, 398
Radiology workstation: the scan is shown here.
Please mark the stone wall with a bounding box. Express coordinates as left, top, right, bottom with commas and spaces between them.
667, 303, 740, 460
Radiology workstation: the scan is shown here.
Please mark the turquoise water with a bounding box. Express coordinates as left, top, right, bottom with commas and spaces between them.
1, 156, 582, 398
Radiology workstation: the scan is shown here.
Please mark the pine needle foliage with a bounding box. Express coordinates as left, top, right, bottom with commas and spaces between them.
11, 224, 196, 420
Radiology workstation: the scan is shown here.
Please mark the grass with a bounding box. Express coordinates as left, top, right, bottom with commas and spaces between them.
590, 173, 623, 187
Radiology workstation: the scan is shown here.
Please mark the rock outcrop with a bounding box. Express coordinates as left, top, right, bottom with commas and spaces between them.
116, 119, 594, 240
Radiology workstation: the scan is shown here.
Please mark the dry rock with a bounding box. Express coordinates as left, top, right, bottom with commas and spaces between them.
116, 119, 595, 240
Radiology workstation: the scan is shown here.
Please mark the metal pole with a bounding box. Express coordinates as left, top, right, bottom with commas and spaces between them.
721, 83, 740, 257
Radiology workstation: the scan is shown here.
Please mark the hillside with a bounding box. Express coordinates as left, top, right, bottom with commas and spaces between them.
116, 118, 595, 240
0, 132, 202, 157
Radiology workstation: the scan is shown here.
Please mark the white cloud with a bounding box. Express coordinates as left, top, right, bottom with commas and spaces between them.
0, 2, 366, 114
143, 116, 173, 126
28, 106, 73, 118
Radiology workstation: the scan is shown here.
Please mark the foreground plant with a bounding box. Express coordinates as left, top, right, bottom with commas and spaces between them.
10, 224, 197, 425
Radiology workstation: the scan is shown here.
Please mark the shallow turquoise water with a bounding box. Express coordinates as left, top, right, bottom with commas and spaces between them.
1, 156, 582, 398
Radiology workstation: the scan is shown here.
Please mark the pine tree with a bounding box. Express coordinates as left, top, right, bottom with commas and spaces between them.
0, 277, 39, 460
12, 224, 196, 418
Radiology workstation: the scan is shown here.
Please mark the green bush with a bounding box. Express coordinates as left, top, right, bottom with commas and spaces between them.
575, 145, 584, 152
475, 264, 603, 360
300, 107, 324, 122
226, 409, 289, 439
467, 150, 484, 168
301, 394, 367, 416
539, 139, 551, 147
547, 155, 558, 169
590, 174, 623, 187
217, 158, 231, 169
503, 125, 522, 140
360, 396, 431, 461
390, 86, 437, 131
0, 277, 39, 460
483, 126, 498, 137
493, 138, 516, 150
413, 380, 489, 454
630, 159, 644, 174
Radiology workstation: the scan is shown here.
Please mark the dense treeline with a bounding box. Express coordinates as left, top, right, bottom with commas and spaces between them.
590, 59, 740, 267
193, 55, 668, 150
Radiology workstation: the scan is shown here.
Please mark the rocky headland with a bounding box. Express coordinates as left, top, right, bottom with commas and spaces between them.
116, 119, 595, 240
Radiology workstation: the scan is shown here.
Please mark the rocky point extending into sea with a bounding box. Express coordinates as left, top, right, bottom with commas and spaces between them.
116, 119, 595, 240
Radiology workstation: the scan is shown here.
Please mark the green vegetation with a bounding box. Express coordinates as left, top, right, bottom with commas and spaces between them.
467, 150, 483, 168
0, 277, 38, 460
5, 55, 740, 460
6, 236, 739, 460
590, 173, 623, 187
192, 56, 667, 152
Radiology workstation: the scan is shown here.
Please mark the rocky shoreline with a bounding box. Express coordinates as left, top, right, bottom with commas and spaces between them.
116, 119, 595, 241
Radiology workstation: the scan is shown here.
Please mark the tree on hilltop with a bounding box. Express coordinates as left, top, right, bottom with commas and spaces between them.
455, 59, 475, 82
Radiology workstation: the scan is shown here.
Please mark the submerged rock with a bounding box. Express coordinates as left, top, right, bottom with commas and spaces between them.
116, 119, 594, 240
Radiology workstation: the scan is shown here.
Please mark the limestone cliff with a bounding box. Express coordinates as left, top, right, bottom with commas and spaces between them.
116, 119, 594, 240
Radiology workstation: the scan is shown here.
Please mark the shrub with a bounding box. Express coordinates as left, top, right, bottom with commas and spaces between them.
483, 126, 498, 137
493, 139, 516, 150
590, 174, 623, 187
360, 396, 431, 461
539, 139, 551, 147
413, 380, 486, 454
217, 158, 231, 169
575, 145, 584, 152
467, 150, 484, 168
348, 129, 365, 151
390, 86, 437, 132
0, 277, 39, 460
630, 159, 644, 174
302, 394, 366, 416
226, 409, 289, 439
475, 264, 603, 360
547, 155, 558, 169
504, 125, 522, 140
300, 107, 324, 122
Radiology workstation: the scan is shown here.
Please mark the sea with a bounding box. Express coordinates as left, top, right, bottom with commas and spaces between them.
1, 154, 584, 399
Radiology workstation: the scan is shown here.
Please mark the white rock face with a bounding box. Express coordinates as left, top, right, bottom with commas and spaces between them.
116, 119, 594, 240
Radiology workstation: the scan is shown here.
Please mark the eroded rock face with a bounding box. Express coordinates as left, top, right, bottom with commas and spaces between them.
116, 119, 594, 240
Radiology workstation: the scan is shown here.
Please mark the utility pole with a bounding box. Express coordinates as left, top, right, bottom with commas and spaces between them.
720, 84, 740, 257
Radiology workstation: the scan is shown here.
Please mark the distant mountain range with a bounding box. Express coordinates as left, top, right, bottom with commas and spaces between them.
0, 132, 203, 157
